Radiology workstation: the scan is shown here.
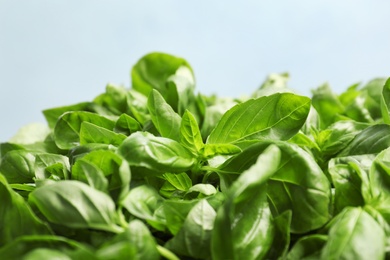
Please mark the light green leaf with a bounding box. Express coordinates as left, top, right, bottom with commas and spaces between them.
200, 143, 241, 159
80, 122, 126, 146
93, 84, 129, 115
114, 113, 142, 135
0, 235, 96, 259
311, 83, 345, 128
163, 172, 192, 191
121, 185, 166, 231
180, 110, 204, 155
9, 123, 51, 145
321, 207, 385, 259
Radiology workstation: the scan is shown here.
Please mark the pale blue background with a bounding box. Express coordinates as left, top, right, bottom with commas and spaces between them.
1, 0, 390, 141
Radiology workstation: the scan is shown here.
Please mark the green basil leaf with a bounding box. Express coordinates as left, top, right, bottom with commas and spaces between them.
163, 200, 199, 235
0, 235, 96, 259
321, 207, 385, 259
338, 124, 390, 156
328, 156, 367, 214
29, 180, 122, 233
80, 122, 126, 146
121, 185, 166, 231
118, 132, 195, 173
185, 184, 217, 199
131, 52, 193, 99
212, 145, 281, 260
207, 93, 310, 145
180, 110, 204, 155
219, 141, 331, 233
114, 113, 142, 136
166, 199, 216, 259
97, 220, 159, 260
0, 174, 52, 244
93, 84, 129, 115
148, 89, 181, 142
163, 172, 192, 191
381, 78, 390, 124
311, 83, 345, 128
287, 234, 327, 260
71, 159, 108, 193
54, 111, 116, 150
200, 143, 241, 159
0, 150, 35, 184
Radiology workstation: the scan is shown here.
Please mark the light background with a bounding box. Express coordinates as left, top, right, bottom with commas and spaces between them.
1, 0, 390, 141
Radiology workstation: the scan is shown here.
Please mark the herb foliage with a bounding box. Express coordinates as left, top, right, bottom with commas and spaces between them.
1, 52, 390, 259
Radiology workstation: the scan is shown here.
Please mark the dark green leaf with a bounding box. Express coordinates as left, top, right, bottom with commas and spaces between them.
338, 124, 390, 156
0, 174, 52, 245
0, 150, 35, 184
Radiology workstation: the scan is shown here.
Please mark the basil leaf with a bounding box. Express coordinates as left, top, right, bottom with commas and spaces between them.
118, 131, 195, 173
148, 89, 182, 142
29, 180, 122, 233
54, 111, 116, 150
0, 174, 52, 244
180, 110, 204, 155
207, 93, 310, 145
165, 199, 216, 259
321, 207, 385, 259
131, 52, 193, 99
219, 141, 331, 233
212, 145, 281, 259
80, 122, 126, 146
